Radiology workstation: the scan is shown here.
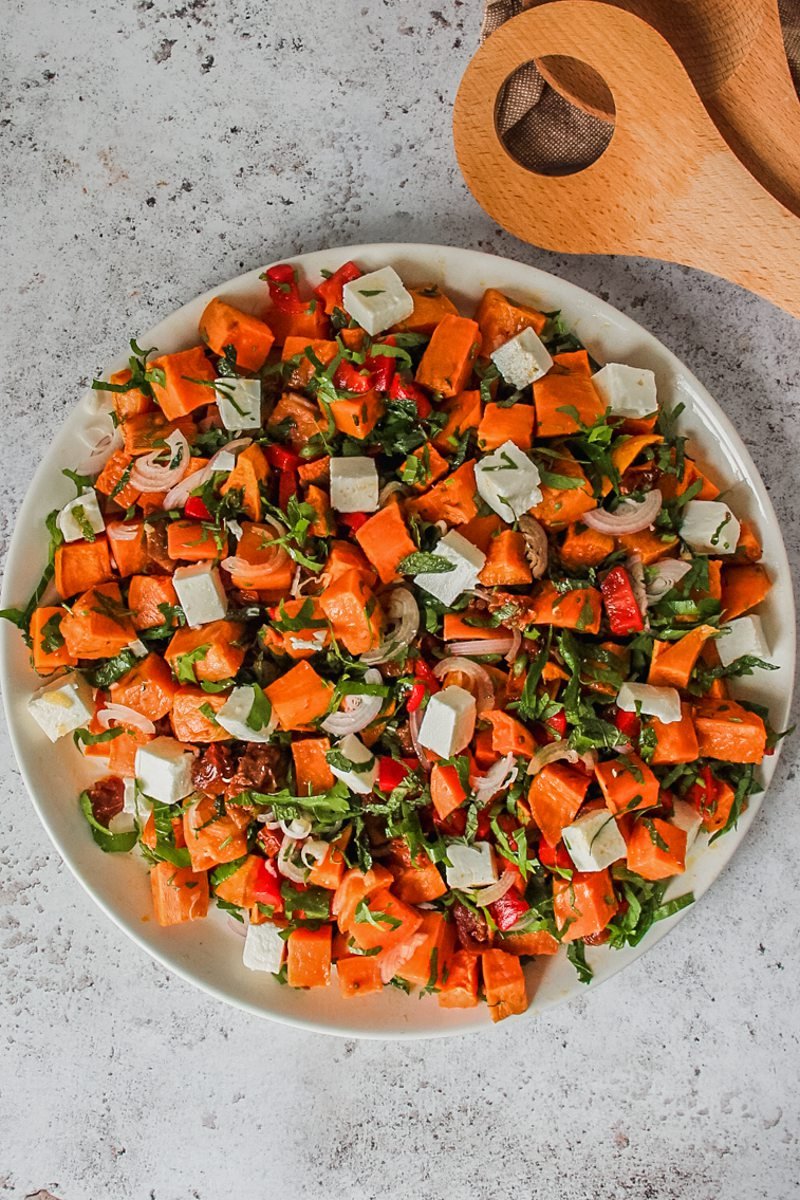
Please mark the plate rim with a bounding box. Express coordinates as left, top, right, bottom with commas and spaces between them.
1, 241, 795, 1039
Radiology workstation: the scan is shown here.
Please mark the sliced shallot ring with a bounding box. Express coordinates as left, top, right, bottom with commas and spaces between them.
446, 636, 515, 658
300, 838, 329, 868
377, 931, 428, 984
645, 557, 692, 601
130, 430, 190, 492
583, 489, 662, 536
432, 656, 495, 713
107, 521, 141, 542
277, 837, 306, 883
504, 628, 522, 664
625, 554, 648, 620
279, 816, 312, 840
527, 739, 583, 777
97, 703, 156, 736
408, 706, 431, 770
321, 668, 384, 736
361, 587, 419, 666
472, 753, 518, 804
471, 868, 517, 908
222, 517, 287, 583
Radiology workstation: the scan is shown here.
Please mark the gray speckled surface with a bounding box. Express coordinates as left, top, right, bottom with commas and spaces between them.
1, 1, 799, 1197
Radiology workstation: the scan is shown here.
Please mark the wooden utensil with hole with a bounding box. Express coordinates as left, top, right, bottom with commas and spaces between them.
533, 0, 800, 216
454, 0, 800, 318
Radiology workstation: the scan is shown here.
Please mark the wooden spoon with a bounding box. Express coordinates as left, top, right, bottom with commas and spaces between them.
532, 0, 800, 216
454, 0, 800, 318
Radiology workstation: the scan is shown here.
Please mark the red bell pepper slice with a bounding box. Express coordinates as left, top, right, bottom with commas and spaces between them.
314, 261, 361, 315
600, 566, 645, 636
686, 765, 718, 820
365, 335, 397, 393
339, 511, 369, 533
183, 496, 211, 521
538, 839, 573, 871
488, 890, 529, 932
278, 467, 298, 511
406, 680, 427, 714
542, 708, 567, 742
264, 263, 304, 312
413, 658, 440, 691
265, 444, 301, 472
613, 706, 641, 742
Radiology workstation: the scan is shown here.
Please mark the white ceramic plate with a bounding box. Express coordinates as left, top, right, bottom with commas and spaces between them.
1, 244, 794, 1039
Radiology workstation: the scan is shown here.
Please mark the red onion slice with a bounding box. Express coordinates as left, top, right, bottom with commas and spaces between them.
361, 587, 419, 666
505, 628, 523, 664
97, 703, 156, 736
408, 706, 431, 770
446, 636, 515, 657
321, 668, 384, 736
472, 753, 518, 804
583, 489, 662, 536
222, 517, 287, 583
471, 868, 517, 908
432, 656, 495, 713
130, 431, 190, 492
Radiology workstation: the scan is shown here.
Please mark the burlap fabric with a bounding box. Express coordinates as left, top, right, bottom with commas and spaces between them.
484, 0, 800, 174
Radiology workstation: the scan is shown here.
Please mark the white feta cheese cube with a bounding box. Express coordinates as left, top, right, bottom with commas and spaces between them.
680, 500, 741, 555
475, 439, 543, 523
490, 326, 553, 389
214, 450, 238, 474
413, 530, 485, 606
329, 456, 379, 513
27, 671, 94, 743
417, 685, 476, 758
243, 922, 286, 974
172, 562, 229, 627
591, 363, 657, 419
108, 778, 152, 836
716, 615, 770, 667
329, 733, 377, 794
562, 808, 627, 873
215, 685, 272, 743
342, 266, 414, 336
127, 638, 149, 658
445, 841, 498, 890
670, 799, 703, 852
135, 737, 195, 805
56, 490, 106, 544
616, 682, 682, 725
215, 377, 262, 431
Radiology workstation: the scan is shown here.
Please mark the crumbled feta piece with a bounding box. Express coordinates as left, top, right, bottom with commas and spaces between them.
172, 562, 228, 627
56, 490, 106, 544
417, 686, 476, 758
214, 450, 238, 474
328, 732, 377, 794
288, 630, 328, 655
27, 671, 94, 743
215, 685, 272, 743
716, 615, 770, 667
413, 530, 485, 606
243, 922, 286, 974
474, 439, 543, 522
135, 737, 195, 805
342, 266, 414, 336
671, 799, 703, 852
329, 456, 379, 513
445, 841, 498, 890
109, 778, 152, 836
591, 363, 658, 419
490, 326, 553, 389
562, 808, 627, 873
225, 518, 244, 540
617, 682, 682, 725
127, 638, 149, 658
215, 377, 262, 431
680, 500, 741, 555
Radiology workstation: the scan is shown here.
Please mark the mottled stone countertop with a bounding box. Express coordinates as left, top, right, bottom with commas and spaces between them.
1, 2, 799, 1197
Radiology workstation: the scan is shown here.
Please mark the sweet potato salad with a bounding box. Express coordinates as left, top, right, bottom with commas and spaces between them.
5, 260, 785, 1021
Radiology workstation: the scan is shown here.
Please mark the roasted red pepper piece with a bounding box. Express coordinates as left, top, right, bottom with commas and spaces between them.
377, 756, 411, 792
184, 496, 211, 521
413, 658, 440, 691
488, 890, 529, 932
278, 467, 298, 511
406, 680, 427, 714
265, 444, 301, 472
613, 706, 641, 742
388, 373, 432, 418
339, 511, 370, 532
314, 261, 361, 315
538, 839, 573, 871
334, 360, 373, 394
600, 566, 645, 636
542, 708, 567, 742
264, 263, 304, 311
365, 336, 397, 393
686, 764, 718, 820
252, 857, 283, 912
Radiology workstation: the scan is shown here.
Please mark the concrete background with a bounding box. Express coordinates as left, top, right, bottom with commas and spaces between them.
1, 1, 799, 1197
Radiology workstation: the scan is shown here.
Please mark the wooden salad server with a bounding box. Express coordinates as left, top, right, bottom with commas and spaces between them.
532, 0, 800, 217
453, 0, 800, 318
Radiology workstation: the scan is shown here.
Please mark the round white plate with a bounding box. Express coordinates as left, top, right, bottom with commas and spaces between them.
1, 244, 794, 1039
